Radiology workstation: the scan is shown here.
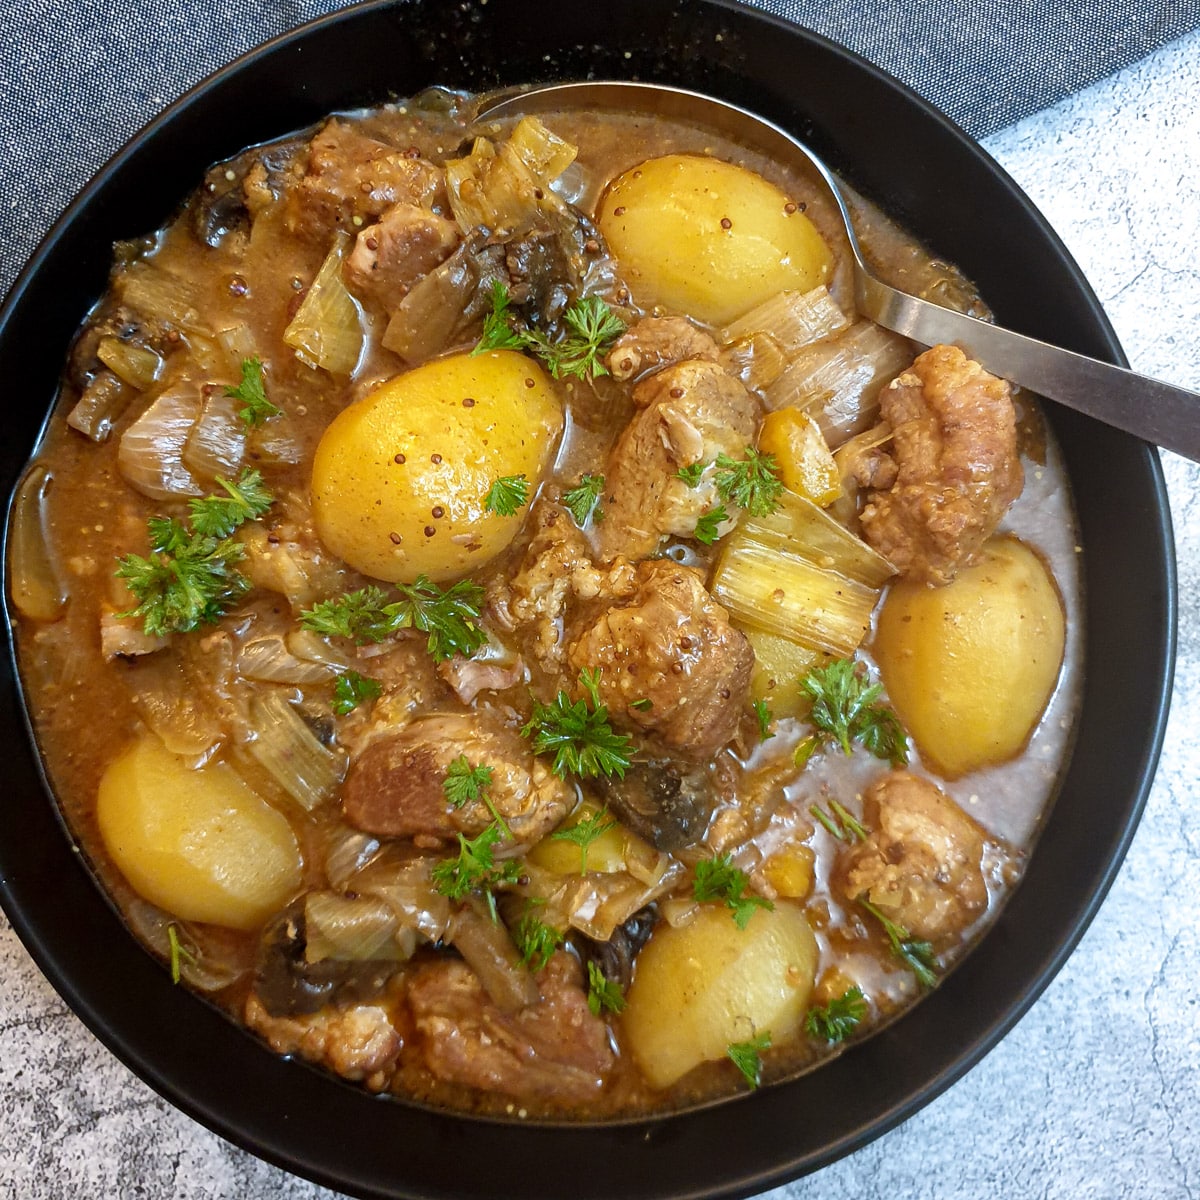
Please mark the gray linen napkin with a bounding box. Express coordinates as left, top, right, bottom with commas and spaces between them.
1, 0, 1197, 301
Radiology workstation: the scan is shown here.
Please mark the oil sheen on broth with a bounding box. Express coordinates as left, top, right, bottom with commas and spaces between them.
6, 89, 1081, 1118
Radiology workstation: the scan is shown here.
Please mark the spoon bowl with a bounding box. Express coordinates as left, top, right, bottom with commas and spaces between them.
483, 80, 1200, 461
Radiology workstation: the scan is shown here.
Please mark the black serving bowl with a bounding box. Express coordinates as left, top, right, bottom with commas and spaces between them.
0, 1, 1176, 1197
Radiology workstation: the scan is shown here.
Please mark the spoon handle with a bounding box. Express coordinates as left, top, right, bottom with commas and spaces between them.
860, 276, 1199, 461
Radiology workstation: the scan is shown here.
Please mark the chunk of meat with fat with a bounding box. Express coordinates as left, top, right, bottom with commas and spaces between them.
284, 119, 447, 241
343, 202, 460, 312
595, 360, 760, 562
567, 560, 753, 761
341, 712, 572, 845
606, 316, 720, 384
487, 501, 637, 669
839, 770, 990, 945
244, 990, 403, 1089
858, 345, 1023, 585
406, 951, 614, 1103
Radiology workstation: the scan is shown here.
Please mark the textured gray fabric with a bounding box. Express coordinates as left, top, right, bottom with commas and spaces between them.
1, 0, 1198, 305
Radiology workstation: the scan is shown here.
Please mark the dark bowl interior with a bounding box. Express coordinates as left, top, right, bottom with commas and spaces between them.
0, 1, 1175, 1197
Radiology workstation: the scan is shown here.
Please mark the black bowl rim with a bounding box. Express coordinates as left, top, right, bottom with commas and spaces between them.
0, 1, 1177, 1197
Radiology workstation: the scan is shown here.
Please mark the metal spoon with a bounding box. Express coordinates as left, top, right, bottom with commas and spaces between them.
481, 81, 1200, 463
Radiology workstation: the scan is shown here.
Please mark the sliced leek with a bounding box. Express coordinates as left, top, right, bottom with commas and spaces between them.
245, 688, 346, 810
721, 286, 849, 354
283, 231, 364, 377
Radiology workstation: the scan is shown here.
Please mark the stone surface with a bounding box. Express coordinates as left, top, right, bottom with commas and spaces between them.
2, 24, 1199, 1200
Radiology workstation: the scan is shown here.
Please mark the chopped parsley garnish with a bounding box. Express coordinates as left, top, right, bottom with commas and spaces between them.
630, 697, 653, 713
431, 822, 521, 923
727, 1031, 771, 1089
586, 960, 626, 1017
300, 576, 486, 661
563, 473, 606, 526
809, 798, 869, 843
167, 923, 197, 986
442, 755, 511, 838
860, 899, 938, 988
804, 986, 867, 1043
713, 447, 784, 517
188, 468, 274, 538
693, 853, 774, 929
693, 505, 729, 546
800, 658, 908, 767
473, 279, 527, 353
753, 698, 773, 741
473, 284, 626, 382
484, 473, 531, 517
115, 473, 275, 637
332, 669, 382, 715
512, 907, 564, 973
225, 356, 281, 426
521, 669, 633, 780
676, 461, 706, 487
549, 806, 618, 875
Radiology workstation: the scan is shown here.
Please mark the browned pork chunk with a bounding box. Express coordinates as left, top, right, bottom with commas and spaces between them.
566, 560, 753, 760
341, 713, 572, 846
284, 119, 447, 241
605, 316, 720, 383
839, 770, 989, 945
406, 952, 614, 1103
595, 360, 761, 562
343, 202, 461, 311
245, 991, 403, 1089
858, 344, 1023, 585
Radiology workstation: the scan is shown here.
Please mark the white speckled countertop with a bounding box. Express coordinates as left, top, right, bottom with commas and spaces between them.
3, 23, 1199, 1200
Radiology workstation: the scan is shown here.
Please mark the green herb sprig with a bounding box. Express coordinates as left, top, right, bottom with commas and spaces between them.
225, 357, 281, 426
442, 755, 512, 838
809, 798, 869, 843
484, 474, 531, 517
563, 474, 605, 526
549, 806, 618, 875
586, 960, 626, 1017
713, 447, 784, 517
860, 900, 938, 988
800, 658, 908, 767
512, 906, 564, 973
693, 853, 774, 929
804, 986, 867, 1043
521, 669, 633, 780
431, 823, 521, 922
332, 670, 382, 715
727, 1031, 772, 1089
693, 505, 729, 546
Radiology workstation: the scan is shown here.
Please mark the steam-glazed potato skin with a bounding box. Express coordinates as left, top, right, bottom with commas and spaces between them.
311, 350, 563, 583
873, 536, 1065, 777
622, 901, 818, 1089
96, 735, 302, 930
597, 154, 833, 326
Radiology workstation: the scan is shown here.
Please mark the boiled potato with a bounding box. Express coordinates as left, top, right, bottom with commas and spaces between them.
311, 350, 563, 582
623, 901, 817, 1089
597, 154, 833, 325
873, 536, 1065, 777
97, 735, 302, 930
527, 800, 628, 875
746, 626, 824, 719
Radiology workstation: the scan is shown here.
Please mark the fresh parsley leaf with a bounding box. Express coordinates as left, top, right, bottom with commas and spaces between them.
693, 505, 729, 546
473, 279, 528, 353
550, 806, 618, 875
188, 468, 274, 538
804, 986, 867, 1043
301, 576, 486, 661
521, 671, 633, 780
809, 799, 869, 843
442, 755, 511, 838
676, 461, 707, 487
793, 733, 821, 769
484, 474, 530, 517
727, 1031, 772, 1089
225, 356, 280, 426
586, 960, 626, 1017
167, 923, 197, 986
300, 585, 400, 643
860, 899, 938, 988
713, 447, 784, 517
389, 575, 487, 661
546, 296, 627, 381
801, 658, 908, 766
753, 698, 773, 741
630, 697, 653, 712
431, 823, 521, 922
512, 907, 564, 973
115, 478, 274, 637
563, 473, 605, 526
693, 853, 774, 929
332, 670, 382, 715
471, 285, 626, 382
